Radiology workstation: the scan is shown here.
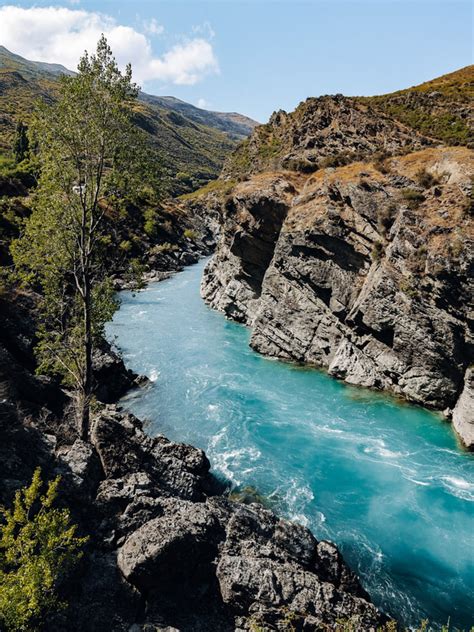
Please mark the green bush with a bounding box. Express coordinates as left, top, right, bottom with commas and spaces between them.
151, 242, 178, 255
0, 155, 15, 172
0, 157, 37, 189
0, 468, 87, 631
143, 207, 158, 237
179, 178, 236, 201
183, 228, 198, 240
119, 240, 132, 252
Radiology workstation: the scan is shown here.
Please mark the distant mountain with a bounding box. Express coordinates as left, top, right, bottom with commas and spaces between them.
140, 94, 256, 140
0, 46, 257, 194
0, 45, 74, 80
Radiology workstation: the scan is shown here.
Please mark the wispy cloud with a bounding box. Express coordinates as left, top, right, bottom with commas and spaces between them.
144, 18, 164, 36
0, 5, 219, 86
192, 22, 216, 40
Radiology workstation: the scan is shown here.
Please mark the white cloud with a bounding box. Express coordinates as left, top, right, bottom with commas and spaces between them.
144, 18, 164, 36
149, 39, 218, 86
0, 5, 219, 86
197, 98, 209, 109
192, 22, 216, 40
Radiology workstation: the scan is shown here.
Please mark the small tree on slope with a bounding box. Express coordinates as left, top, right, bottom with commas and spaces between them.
12, 36, 157, 440
0, 469, 87, 631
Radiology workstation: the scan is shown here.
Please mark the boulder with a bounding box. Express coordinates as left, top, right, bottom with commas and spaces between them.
57, 438, 103, 494
93, 343, 140, 403
214, 502, 385, 628
91, 407, 213, 501
117, 498, 222, 597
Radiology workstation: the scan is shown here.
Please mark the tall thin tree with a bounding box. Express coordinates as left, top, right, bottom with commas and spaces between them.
12, 36, 157, 439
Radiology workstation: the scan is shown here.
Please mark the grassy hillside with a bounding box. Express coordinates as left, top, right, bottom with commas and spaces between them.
0, 47, 60, 151
360, 65, 474, 146
0, 46, 256, 195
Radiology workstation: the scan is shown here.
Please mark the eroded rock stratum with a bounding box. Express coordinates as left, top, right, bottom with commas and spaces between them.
202, 147, 474, 447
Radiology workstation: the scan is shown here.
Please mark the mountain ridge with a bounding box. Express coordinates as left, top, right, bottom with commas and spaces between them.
221, 65, 473, 181
0, 46, 257, 194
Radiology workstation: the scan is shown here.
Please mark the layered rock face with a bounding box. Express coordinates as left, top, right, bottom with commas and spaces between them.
202, 147, 474, 445
452, 368, 474, 449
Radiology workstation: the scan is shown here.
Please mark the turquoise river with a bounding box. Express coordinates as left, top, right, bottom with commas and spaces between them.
106, 258, 473, 629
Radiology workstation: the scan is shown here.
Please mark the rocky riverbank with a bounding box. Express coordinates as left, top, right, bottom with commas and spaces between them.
0, 256, 390, 631
201, 146, 474, 448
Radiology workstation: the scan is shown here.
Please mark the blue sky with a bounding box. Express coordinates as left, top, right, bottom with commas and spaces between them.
0, 1, 472, 121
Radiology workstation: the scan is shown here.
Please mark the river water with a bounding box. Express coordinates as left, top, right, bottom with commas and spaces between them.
106, 258, 473, 629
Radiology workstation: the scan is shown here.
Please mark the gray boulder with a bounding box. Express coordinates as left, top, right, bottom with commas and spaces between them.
117, 498, 222, 597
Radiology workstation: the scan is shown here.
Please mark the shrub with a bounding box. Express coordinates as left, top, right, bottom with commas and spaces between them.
0, 155, 15, 172
179, 179, 236, 202
408, 245, 428, 273
0, 157, 37, 188
143, 207, 158, 237
176, 172, 192, 185
462, 178, 474, 217
371, 241, 384, 261
119, 240, 132, 252
378, 203, 397, 234
447, 236, 465, 259
0, 469, 87, 631
374, 158, 391, 174
416, 168, 439, 189
399, 276, 418, 297
400, 188, 425, 209
286, 157, 318, 173
151, 242, 178, 255
257, 134, 283, 160
319, 151, 363, 169
373, 151, 392, 174
183, 228, 198, 240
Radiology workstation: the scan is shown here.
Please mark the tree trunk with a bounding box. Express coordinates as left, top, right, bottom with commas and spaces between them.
80, 272, 92, 441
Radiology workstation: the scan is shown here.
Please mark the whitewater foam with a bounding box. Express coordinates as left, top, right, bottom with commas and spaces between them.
149, 368, 160, 382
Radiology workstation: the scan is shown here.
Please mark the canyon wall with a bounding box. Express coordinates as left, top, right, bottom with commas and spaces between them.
202, 147, 474, 446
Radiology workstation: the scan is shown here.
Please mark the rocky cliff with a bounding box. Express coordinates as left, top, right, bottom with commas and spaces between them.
201, 146, 474, 447
222, 94, 432, 179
